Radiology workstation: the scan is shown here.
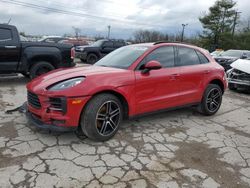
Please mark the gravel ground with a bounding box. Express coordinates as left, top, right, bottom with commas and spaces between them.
0, 73, 250, 188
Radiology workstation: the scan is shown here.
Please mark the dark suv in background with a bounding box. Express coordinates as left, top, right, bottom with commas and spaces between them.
75, 39, 126, 64
214, 49, 250, 71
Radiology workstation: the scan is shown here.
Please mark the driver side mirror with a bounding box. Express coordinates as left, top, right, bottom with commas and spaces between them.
142, 60, 162, 74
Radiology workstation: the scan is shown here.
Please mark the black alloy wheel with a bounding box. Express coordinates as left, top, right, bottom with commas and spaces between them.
96, 101, 121, 136
206, 88, 222, 113
80, 93, 123, 141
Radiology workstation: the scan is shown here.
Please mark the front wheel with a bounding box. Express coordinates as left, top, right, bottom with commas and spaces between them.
80, 94, 123, 141
197, 84, 223, 116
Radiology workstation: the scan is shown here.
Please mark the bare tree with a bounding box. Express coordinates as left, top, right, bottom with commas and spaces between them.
133, 29, 168, 43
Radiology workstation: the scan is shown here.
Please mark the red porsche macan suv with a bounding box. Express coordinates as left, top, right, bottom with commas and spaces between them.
26, 42, 227, 141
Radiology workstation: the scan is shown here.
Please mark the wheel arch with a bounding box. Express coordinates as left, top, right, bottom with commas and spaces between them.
82, 90, 130, 121
208, 79, 225, 93
29, 56, 57, 70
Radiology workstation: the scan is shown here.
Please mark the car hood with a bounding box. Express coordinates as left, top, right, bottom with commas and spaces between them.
230, 59, 250, 74
27, 65, 131, 94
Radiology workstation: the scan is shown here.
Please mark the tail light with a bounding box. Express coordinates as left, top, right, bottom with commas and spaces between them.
71, 47, 75, 59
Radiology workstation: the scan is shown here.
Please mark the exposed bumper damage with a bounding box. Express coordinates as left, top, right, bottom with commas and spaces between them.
227, 59, 250, 89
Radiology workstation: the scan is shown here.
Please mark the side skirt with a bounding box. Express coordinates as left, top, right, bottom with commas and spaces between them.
128, 102, 200, 120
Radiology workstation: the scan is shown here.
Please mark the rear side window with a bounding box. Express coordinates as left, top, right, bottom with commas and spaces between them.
177, 47, 200, 66
144, 46, 175, 68
196, 50, 209, 64
0, 28, 12, 41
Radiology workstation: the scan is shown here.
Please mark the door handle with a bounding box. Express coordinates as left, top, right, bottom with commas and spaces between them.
204, 70, 210, 74
5, 46, 17, 49
170, 74, 180, 77
170, 74, 180, 80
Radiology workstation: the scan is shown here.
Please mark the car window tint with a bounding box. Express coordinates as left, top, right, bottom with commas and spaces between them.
145, 46, 175, 68
196, 50, 209, 64
0, 28, 12, 41
177, 47, 200, 66
114, 41, 124, 48
103, 41, 113, 48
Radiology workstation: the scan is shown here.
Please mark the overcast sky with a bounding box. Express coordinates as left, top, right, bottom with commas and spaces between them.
0, 0, 249, 39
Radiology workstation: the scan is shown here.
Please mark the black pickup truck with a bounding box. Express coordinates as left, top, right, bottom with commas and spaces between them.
0, 24, 75, 78
75, 39, 126, 64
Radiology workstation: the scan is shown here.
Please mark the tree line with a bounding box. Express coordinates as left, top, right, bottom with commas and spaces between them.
132, 0, 250, 51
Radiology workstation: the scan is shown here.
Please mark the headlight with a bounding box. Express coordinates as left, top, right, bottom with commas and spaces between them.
47, 77, 85, 91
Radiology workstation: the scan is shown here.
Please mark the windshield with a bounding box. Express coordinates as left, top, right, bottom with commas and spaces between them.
220, 50, 242, 57
91, 40, 104, 47
95, 45, 149, 69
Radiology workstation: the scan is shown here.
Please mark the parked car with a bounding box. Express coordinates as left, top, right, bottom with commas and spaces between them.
210, 49, 224, 58
227, 59, 250, 91
39, 36, 67, 43
75, 39, 126, 64
26, 42, 227, 141
214, 49, 250, 71
59, 38, 89, 47
0, 24, 75, 78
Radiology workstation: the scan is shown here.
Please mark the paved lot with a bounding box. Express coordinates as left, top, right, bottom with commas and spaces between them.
0, 74, 250, 188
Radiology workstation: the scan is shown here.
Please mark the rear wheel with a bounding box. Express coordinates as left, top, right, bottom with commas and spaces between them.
80, 94, 123, 141
30, 61, 55, 79
86, 53, 98, 64
197, 84, 222, 116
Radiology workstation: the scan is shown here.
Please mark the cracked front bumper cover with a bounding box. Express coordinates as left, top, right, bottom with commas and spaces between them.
24, 102, 77, 132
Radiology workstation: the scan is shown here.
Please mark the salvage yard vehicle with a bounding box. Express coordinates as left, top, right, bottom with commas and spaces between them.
75, 39, 126, 64
26, 42, 227, 141
0, 24, 75, 79
214, 49, 250, 71
227, 59, 250, 91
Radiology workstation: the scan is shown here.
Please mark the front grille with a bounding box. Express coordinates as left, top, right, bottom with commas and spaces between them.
28, 91, 41, 109
49, 97, 67, 114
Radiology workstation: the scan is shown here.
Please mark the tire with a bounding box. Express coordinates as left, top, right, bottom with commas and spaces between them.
86, 53, 98, 64
197, 84, 223, 116
228, 83, 237, 91
80, 93, 123, 141
80, 58, 85, 63
30, 61, 55, 79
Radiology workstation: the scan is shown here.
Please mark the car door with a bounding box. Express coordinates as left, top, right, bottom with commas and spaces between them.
176, 46, 209, 104
100, 41, 114, 56
134, 46, 181, 115
0, 27, 20, 72
114, 41, 125, 50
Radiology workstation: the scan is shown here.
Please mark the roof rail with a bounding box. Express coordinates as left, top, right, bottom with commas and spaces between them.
153, 41, 197, 47
153, 41, 169, 45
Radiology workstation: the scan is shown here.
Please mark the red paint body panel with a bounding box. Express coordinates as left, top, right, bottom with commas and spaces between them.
26, 43, 227, 129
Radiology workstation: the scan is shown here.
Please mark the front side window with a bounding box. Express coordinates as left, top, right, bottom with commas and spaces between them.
103, 41, 113, 48
0, 28, 12, 41
114, 41, 125, 48
177, 47, 201, 66
143, 46, 175, 68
